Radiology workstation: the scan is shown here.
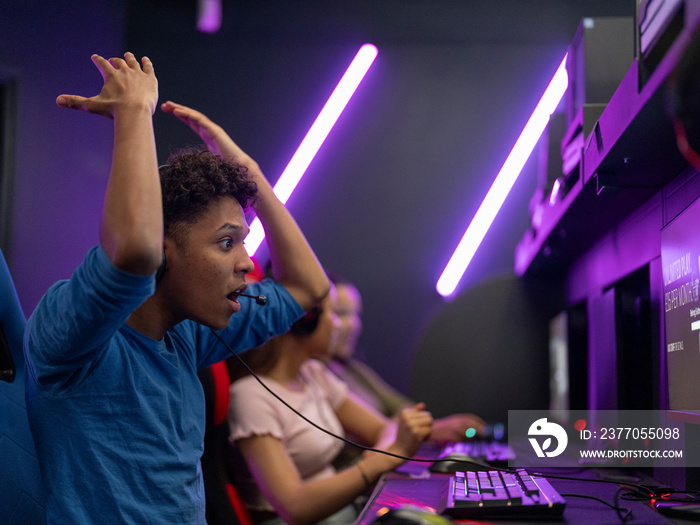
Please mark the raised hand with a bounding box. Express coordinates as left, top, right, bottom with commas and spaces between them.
160, 101, 255, 168
430, 413, 488, 444
56, 52, 158, 119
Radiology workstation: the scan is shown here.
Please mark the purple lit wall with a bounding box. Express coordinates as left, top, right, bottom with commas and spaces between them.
2, 1, 634, 416
0, 0, 125, 315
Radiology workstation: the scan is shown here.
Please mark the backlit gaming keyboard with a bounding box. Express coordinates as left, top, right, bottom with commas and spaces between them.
438, 440, 515, 466
437, 469, 566, 520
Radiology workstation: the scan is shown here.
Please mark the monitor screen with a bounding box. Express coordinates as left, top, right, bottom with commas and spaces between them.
661, 197, 700, 413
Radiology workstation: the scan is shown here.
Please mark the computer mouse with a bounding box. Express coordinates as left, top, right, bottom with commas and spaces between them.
428, 452, 493, 473
371, 505, 455, 524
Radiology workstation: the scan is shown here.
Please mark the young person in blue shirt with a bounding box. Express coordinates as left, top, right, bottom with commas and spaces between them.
23, 52, 329, 524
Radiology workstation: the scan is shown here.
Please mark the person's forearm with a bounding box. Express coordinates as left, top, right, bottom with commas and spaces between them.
100, 104, 162, 274
250, 170, 329, 311
275, 460, 381, 525
359, 448, 404, 482
372, 419, 398, 451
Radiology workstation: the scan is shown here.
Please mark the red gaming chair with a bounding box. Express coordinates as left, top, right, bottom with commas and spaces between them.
198, 359, 253, 525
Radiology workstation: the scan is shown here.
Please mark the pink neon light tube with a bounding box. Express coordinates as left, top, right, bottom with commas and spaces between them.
436, 54, 568, 297
246, 43, 379, 256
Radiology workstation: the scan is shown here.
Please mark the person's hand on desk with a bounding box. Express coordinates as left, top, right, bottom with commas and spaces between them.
393, 403, 434, 457
363, 402, 433, 474
429, 413, 488, 444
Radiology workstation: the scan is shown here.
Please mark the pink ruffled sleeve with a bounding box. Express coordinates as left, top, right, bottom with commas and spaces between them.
228, 375, 285, 441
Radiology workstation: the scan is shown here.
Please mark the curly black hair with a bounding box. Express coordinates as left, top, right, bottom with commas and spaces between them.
159, 147, 258, 245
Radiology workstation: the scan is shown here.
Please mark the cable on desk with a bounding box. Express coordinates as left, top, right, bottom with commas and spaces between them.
528, 470, 667, 498
536, 469, 700, 522
211, 328, 435, 463
559, 491, 632, 523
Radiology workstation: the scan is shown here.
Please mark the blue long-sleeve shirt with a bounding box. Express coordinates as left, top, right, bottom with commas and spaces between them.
24, 245, 303, 524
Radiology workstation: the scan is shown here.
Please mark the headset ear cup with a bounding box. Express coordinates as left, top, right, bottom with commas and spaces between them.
290, 317, 320, 336
290, 307, 322, 335
155, 252, 167, 283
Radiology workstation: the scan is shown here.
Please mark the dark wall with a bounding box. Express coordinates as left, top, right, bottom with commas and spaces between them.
411, 272, 561, 422
2, 1, 633, 405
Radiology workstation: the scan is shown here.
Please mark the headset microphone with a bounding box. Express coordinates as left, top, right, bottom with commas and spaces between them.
238, 293, 268, 306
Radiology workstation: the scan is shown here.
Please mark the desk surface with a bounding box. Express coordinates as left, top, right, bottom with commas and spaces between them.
356, 462, 687, 524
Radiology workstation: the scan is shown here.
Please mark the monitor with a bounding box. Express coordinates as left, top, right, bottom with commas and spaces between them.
661, 195, 700, 415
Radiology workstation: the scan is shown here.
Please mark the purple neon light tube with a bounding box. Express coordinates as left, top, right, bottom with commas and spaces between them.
436, 54, 568, 297
246, 43, 378, 256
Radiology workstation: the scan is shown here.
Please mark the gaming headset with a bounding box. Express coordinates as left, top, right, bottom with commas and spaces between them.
289, 306, 323, 336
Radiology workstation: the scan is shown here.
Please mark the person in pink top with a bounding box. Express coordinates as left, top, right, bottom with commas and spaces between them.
227, 288, 433, 525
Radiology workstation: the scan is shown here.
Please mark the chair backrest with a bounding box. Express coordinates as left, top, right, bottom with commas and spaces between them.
198, 359, 253, 525
0, 248, 46, 524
